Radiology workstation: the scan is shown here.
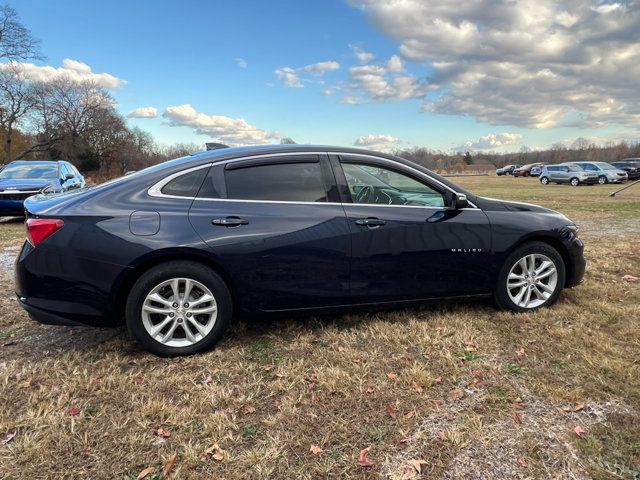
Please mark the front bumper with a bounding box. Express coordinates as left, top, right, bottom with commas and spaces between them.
564, 237, 586, 288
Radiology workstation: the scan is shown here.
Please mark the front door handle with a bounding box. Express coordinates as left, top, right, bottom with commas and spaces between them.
212, 216, 249, 227
355, 217, 386, 228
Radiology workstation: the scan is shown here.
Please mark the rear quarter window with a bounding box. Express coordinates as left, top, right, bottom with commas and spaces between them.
161, 168, 208, 197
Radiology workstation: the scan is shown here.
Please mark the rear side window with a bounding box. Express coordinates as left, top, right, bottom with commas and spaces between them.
224, 162, 327, 202
161, 168, 208, 197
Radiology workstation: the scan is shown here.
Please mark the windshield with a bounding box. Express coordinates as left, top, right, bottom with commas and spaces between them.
0, 164, 58, 180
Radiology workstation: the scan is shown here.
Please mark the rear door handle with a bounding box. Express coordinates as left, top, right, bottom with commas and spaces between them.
355, 217, 386, 228
212, 216, 249, 227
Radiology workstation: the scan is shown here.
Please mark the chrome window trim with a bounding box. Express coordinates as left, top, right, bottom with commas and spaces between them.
147, 151, 480, 210
0, 190, 41, 195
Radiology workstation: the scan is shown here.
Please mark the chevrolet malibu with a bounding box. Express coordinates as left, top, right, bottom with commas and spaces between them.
15, 145, 585, 356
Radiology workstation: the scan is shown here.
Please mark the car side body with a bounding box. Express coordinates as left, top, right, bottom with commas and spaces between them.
15, 145, 585, 354
513, 163, 544, 177
0, 160, 85, 216
539, 164, 598, 186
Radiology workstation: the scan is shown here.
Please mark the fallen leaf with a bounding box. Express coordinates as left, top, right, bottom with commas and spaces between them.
263, 364, 274, 372
516, 457, 528, 468
407, 459, 428, 473
203, 374, 213, 385
448, 388, 465, 401
205, 443, 225, 461
411, 382, 423, 394
137, 466, 155, 480
310, 445, 323, 455
163, 452, 177, 477
240, 405, 256, 415
386, 372, 398, 379
622, 274, 638, 282
404, 410, 415, 419
366, 387, 374, 394
436, 430, 448, 441
402, 466, 416, 479
274, 399, 282, 410
433, 377, 442, 385
514, 412, 522, 424
156, 428, 171, 438
68, 408, 81, 416
574, 426, 587, 437
1, 431, 16, 445
472, 369, 483, 378
19, 378, 32, 389
134, 374, 143, 385
358, 447, 375, 467
515, 348, 526, 358
385, 404, 398, 419
397, 437, 409, 445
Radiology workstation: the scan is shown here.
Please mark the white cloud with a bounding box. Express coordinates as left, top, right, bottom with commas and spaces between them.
343, 55, 431, 103
275, 60, 340, 88
275, 67, 303, 88
354, 134, 400, 151
127, 107, 158, 119
163, 104, 281, 146
349, 44, 375, 63
349, 0, 640, 129
235, 57, 248, 68
0, 58, 125, 89
457, 132, 523, 151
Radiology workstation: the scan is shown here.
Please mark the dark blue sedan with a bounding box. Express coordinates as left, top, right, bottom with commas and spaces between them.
0, 160, 85, 216
15, 145, 585, 356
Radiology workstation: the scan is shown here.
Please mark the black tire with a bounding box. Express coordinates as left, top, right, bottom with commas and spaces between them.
570, 177, 579, 186
494, 241, 565, 312
540, 176, 549, 185
126, 261, 232, 356
598, 176, 607, 184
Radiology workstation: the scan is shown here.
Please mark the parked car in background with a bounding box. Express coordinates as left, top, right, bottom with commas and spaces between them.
539, 164, 597, 186
513, 163, 544, 177
571, 161, 628, 184
529, 164, 546, 177
0, 160, 85, 216
496, 164, 520, 176
15, 145, 585, 356
611, 160, 640, 180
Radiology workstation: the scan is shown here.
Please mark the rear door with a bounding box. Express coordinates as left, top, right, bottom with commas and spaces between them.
332, 154, 492, 303
188, 154, 351, 312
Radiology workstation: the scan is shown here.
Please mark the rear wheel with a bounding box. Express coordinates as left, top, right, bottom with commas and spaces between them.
494, 242, 565, 312
126, 261, 232, 356
540, 176, 549, 185
598, 175, 607, 184
570, 177, 579, 186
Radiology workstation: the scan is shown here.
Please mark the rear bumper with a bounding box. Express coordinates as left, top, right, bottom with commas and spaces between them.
17, 296, 87, 326
0, 199, 25, 216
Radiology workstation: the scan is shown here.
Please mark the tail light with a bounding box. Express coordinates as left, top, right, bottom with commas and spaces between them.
26, 218, 64, 247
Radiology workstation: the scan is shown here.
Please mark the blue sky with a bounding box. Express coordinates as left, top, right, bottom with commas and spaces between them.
7, 0, 639, 152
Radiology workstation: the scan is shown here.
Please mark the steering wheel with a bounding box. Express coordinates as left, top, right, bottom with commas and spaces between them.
355, 185, 374, 203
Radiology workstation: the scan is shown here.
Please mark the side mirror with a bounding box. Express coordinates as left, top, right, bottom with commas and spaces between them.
65, 173, 75, 180
452, 193, 470, 209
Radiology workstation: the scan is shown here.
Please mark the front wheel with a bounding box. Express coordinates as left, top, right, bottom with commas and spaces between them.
494, 242, 565, 312
126, 261, 232, 356
540, 176, 549, 185
570, 177, 579, 186
598, 176, 607, 184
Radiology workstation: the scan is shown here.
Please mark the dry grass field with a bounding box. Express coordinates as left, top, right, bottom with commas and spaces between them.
0, 176, 638, 479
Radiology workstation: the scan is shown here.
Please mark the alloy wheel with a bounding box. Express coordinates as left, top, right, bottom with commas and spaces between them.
570, 178, 579, 186
540, 177, 549, 185
598, 176, 606, 184
141, 277, 217, 347
506, 254, 558, 309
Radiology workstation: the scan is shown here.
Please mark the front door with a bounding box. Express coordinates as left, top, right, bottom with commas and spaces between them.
334, 155, 492, 303
188, 154, 351, 312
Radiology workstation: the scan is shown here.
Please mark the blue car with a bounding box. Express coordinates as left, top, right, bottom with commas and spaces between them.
15, 145, 585, 356
0, 160, 85, 216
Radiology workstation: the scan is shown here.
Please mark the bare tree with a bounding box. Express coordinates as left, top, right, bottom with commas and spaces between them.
0, 63, 39, 162
0, 5, 42, 61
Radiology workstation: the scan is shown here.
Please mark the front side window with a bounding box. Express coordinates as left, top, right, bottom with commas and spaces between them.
225, 162, 327, 202
582, 163, 597, 171
342, 162, 445, 207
